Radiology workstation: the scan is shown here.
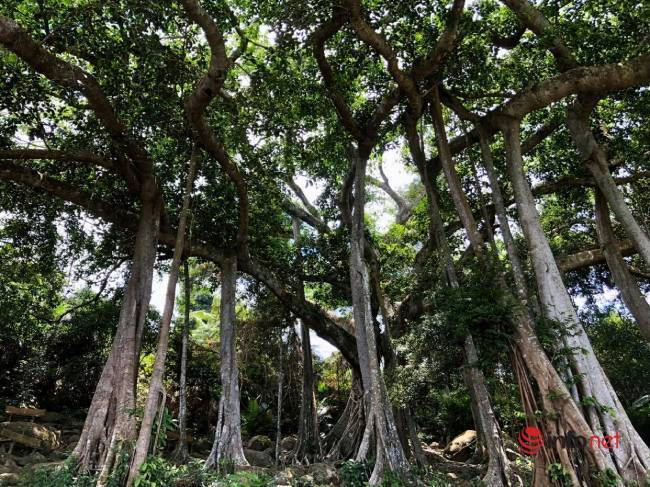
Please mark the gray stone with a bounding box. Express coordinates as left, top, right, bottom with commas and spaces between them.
243, 448, 273, 467
0, 472, 19, 486
247, 435, 272, 451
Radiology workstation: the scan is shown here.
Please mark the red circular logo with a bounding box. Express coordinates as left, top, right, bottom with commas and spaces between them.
518, 426, 544, 455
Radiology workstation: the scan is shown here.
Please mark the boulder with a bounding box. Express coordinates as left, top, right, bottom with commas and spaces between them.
243, 448, 273, 467
0, 472, 19, 485
273, 469, 295, 486
247, 435, 272, 451
0, 422, 61, 451
280, 435, 297, 452
305, 463, 340, 486
444, 430, 476, 462
15, 452, 46, 466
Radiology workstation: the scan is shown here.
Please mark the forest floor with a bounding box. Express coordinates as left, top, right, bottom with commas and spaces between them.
0, 410, 529, 486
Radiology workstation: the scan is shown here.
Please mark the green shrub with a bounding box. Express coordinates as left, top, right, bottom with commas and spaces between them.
18, 464, 95, 487
340, 460, 372, 487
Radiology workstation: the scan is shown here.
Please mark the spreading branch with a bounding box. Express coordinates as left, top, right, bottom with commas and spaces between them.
0, 16, 154, 193
179, 0, 249, 249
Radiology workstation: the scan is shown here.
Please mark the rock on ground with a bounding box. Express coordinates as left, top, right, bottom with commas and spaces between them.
444, 429, 476, 462
279, 435, 297, 452
243, 448, 273, 467
247, 435, 272, 451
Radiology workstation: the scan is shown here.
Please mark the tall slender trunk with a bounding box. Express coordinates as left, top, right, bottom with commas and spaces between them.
441, 111, 618, 484
594, 189, 650, 342
72, 195, 161, 481
291, 217, 322, 463
476, 127, 528, 302
347, 149, 411, 484
275, 337, 284, 466
473, 118, 622, 484
172, 260, 192, 463
428, 93, 512, 485
126, 154, 198, 485
566, 98, 650, 268
205, 254, 249, 470
503, 120, 650, 482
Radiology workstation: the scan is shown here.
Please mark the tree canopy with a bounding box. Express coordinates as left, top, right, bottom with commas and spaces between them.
1, 0, 649, 485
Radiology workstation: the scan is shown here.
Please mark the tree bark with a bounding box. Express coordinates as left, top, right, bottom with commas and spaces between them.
594, 190, 650, 342
428, 94, 512, 485
172, 259, 192, 463
474, 120, 606, 484
205, 255, 249, 470
566, 98, 650, 268
323, 372, 365, 461
503, 120, 650, 482
347, 149, 411, 484
72, 195, 161, 481
127, 152, 198, 485
292, 218, 322, 463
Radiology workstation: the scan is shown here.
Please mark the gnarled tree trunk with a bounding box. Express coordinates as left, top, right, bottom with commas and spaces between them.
323, 372, 365, 461
503, 120, 650, 482
348, 149, 411, 484
473, 117, 620, 485
205, 254, 249, 470
72, 194, 161, 483
428, 94, 512, 486
567, 98, 650, 269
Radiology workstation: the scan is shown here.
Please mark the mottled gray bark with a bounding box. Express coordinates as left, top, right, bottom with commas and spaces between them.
127, 152, 198, 485
503, 120, 650, 482
205, 255, 249, 470
73, 197, 161, 482
348, 150, 411, 484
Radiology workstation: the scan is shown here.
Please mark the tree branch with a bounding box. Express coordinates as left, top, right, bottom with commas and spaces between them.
179, 0, 249, 249
0, 15, 154, 192
0, 148, 114, 170
311, 11, 365, 142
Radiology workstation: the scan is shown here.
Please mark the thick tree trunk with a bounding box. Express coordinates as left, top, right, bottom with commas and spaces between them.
205, 255, 249, 470
347, 149, 411, 484
503, 120, 650, 482
594, 189, 650, 342
323, 372, 365, 461
172, 260, 192, 463
472, 121, 616, 484
292, 218, 322, 463
127, 154, 198, 485
428, 93, 512, 485
72, 195, 161, 481
566, 99, 650, 268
